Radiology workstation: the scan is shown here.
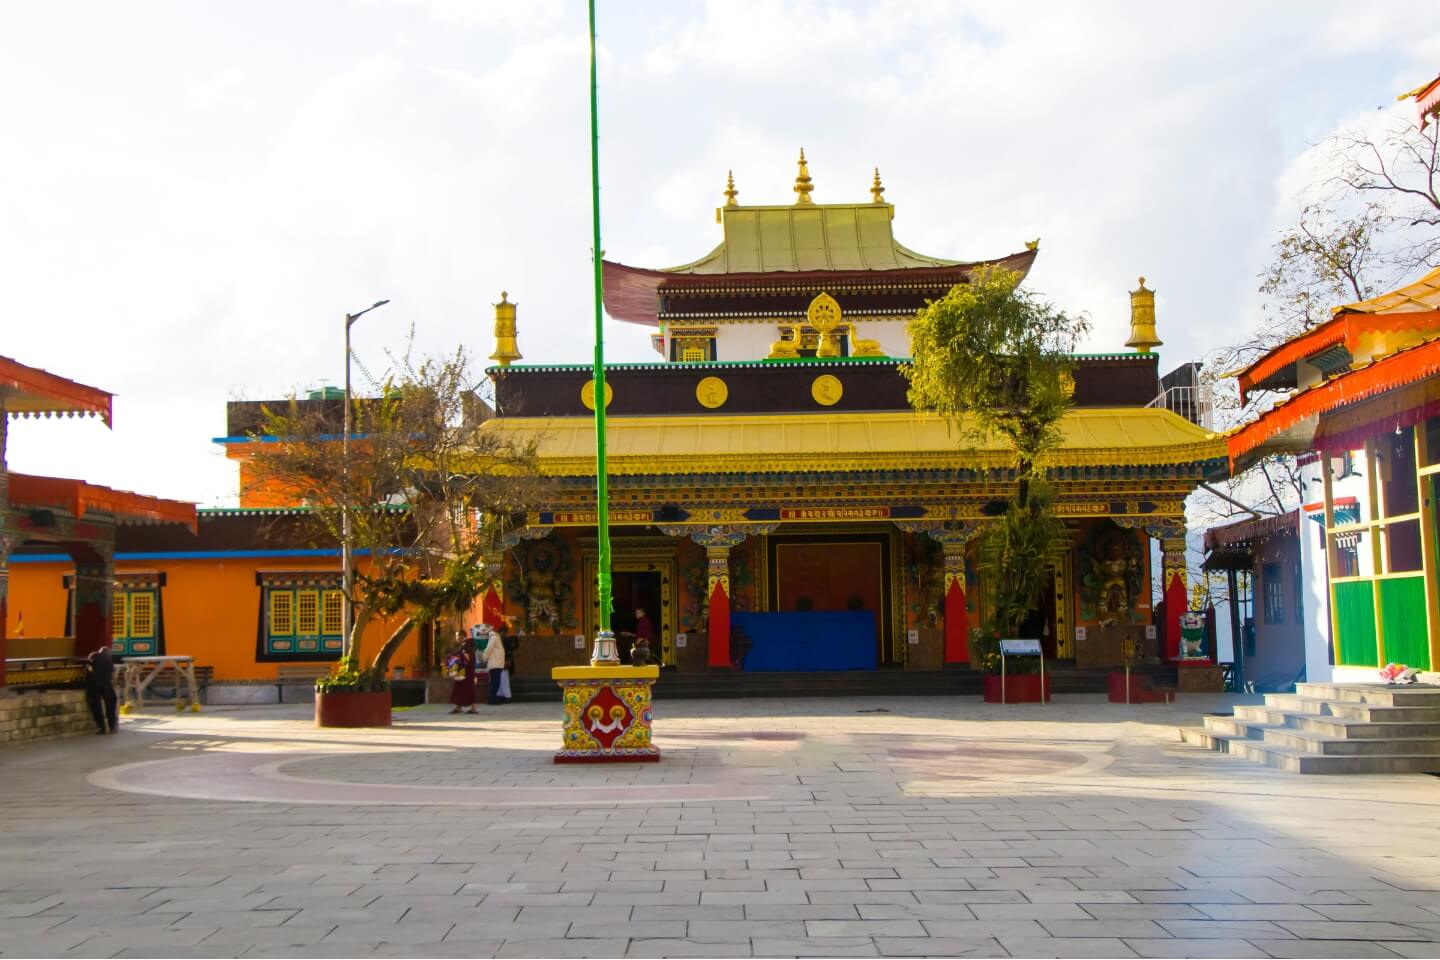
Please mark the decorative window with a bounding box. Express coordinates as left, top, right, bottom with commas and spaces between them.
259, 573, 343, 660
1262, 562, 1283, 625
109, 574, 163, 656
322, 590, 344, 636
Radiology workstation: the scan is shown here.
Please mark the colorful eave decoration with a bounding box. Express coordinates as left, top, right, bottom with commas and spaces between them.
1227, 335, 1440, 468
1234, 308, 1440, 406
0, 355, 113, 426
8, 473, 198, 533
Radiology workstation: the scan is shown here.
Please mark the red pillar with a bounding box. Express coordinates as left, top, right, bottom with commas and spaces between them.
706, 546, 731, 668
70, 547, 113, 660
942, 543, 969, 664
1161, 533, 1187, 661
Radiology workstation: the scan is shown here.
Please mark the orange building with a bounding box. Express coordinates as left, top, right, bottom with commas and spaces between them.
5, 388, 425, 697
2, 356, 195, 736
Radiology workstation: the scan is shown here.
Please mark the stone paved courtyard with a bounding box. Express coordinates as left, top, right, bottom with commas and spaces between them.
2, 694, 1439, 959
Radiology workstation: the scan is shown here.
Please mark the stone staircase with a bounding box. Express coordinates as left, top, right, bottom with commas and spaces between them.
1180, 682, 1440, 774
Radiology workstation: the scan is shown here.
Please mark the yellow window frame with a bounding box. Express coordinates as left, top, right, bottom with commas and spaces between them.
128, 591, 155, 639
269, 590, 294, 636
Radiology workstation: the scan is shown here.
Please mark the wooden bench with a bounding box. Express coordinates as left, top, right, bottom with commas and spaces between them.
133, 663, 214, 690
277, 664, 333, 683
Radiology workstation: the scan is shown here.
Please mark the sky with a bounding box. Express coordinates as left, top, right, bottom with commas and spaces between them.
2, 0, 1438, 507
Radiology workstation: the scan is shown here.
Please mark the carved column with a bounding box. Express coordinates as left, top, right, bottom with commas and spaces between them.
69, 542, 114, 660
480, 550, 506, 629
896, 520, 981, 665
1160, 531, 1188, 662
941, 541, 970, 664
661, 524, 774, 669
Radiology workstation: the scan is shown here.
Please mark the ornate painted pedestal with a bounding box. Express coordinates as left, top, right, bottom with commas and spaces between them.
551, 665, 660, 763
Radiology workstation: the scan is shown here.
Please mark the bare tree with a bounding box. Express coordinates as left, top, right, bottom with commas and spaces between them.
247, 346, 545, 690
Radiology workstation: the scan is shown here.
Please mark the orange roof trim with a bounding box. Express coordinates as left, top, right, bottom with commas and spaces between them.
0, 356, 113, 425
8, 473, 197, 533
1228, 336, 1440, 467
1235, 308, 1440, 406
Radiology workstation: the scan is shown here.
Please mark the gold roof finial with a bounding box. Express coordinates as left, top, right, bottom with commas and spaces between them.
1126, 276, 1163, 354
793, 148, 814, 205
723, 170, 738, 207
870, 167, 885, 204
489, 290, 522, 367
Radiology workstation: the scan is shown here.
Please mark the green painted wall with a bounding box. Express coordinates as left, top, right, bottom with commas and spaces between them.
1379, 575, 1431, 670
1334, 580, 1379, 667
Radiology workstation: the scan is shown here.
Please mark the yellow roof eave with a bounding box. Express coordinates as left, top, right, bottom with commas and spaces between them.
476, 409, 1226, 477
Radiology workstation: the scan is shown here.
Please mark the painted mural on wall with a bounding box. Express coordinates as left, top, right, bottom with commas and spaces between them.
904, 534, 943, 629
507, 536, 578, 635
1079, 521, 1145, 626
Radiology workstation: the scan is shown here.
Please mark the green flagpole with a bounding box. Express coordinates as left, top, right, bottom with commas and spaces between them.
588, 0, 615, 662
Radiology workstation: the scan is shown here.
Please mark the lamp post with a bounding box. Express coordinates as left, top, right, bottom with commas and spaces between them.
341, 299, 390, 668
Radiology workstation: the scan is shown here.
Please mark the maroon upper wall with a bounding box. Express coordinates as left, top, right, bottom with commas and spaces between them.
491, 356, 1160, 418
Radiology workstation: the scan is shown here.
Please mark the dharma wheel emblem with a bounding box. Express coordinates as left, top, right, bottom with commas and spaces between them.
696, 376, 728, 409
811, 374, 843, 406
580, 378, 613, 411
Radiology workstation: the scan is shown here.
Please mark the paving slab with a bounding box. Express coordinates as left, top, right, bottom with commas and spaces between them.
2, 695, 1439, 958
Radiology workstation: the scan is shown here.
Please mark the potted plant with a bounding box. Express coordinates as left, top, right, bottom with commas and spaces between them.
315, 666, 392, 727
973, 628, 1051, 703
1107, 628, 1170, 703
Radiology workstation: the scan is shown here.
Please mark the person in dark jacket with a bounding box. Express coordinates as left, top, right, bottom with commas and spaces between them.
85, 646, 119, 735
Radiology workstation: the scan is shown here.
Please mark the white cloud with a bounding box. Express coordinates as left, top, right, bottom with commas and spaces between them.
2, 0, 1437, 507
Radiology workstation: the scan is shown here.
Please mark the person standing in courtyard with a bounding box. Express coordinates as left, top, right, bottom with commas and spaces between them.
84, 645, 119, 735
633, 607, 654, 664
484, 626, 509, 704
447, 631, 477, 714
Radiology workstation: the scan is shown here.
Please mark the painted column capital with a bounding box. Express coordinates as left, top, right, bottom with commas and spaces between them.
660, 523, 777, 549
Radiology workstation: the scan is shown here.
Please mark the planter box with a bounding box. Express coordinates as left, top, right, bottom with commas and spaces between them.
983, 673, 1051, 703
314, 690, 392, 728
1107, 671, 1173, 703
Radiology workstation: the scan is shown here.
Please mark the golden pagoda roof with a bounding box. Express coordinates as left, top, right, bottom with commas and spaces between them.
665, 202, 960, 275
480, 408, 1223, 476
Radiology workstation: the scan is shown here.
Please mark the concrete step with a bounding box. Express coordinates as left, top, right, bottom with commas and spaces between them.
1288, 714, 1440, 739
1179, 726, 1239, 753
1233, 704, 1296, 724
1260, 694, 1440, 723
1227, 738, 1440, 774
1295, 682, 1440, 707
1261, 727, 1440, 756
1201, 715, 1268, 739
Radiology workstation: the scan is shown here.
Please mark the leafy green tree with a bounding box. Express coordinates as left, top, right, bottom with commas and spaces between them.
904, 268, 1090, 636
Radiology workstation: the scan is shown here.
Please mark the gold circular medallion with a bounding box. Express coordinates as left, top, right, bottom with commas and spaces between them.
811, 374, 843, 406
695, 376, 728, 409
580, 379, 613, 410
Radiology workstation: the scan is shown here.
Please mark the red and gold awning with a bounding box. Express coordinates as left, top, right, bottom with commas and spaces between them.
0, 356, 113, 425
8, 473, 197, 533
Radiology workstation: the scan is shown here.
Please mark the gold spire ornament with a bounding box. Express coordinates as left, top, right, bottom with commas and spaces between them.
489, 291, 523, 367
793, 148, 814, 204
1126, 277, 1163, 353
723, 170, 738, 207
807, 291, 842, 357
870, 167, 885, 204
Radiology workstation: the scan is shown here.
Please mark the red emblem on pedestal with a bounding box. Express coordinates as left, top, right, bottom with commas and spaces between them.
583, 686, 633, 749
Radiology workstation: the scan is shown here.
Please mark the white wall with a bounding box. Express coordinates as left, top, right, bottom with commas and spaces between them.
709, 319, 912, 362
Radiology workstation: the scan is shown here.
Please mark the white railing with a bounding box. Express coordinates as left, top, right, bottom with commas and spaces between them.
1148, 383, 1213, 430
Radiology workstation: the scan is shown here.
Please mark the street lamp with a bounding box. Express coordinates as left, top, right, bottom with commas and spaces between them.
341, 299, 390, 667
